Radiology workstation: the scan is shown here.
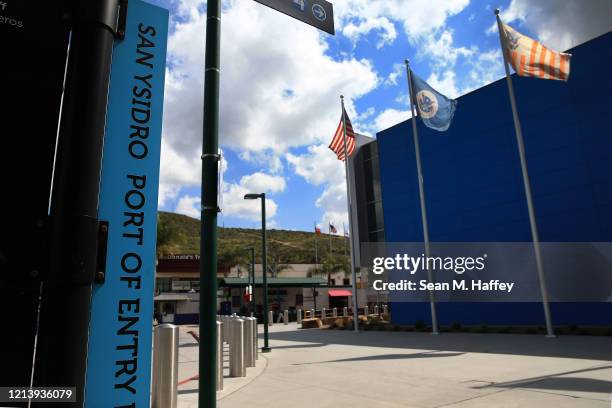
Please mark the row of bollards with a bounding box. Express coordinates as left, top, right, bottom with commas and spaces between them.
220, 313, 258, 380
295, 305, 389, 322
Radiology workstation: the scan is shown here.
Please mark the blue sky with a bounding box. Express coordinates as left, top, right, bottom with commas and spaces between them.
153, 0, 612, 233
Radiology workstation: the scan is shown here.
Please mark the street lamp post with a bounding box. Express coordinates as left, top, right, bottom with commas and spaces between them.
244, 193, 271, 352
245, 246, 255, 314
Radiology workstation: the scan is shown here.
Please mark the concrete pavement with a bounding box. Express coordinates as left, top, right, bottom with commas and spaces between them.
180, 323, 612, 408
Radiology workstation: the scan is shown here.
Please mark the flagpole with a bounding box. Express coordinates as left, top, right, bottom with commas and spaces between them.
328, 220, 332, 254
495, 9, 554, 337
314, 222, 319, 274
343, 223, 347, 258
404, 60, 439, 335
340, 95, 360, 332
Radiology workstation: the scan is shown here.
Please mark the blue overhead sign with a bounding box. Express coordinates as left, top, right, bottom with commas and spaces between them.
84, 1, 168, 406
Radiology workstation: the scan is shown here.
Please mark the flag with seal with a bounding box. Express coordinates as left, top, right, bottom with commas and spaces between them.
410, 71, 457, 132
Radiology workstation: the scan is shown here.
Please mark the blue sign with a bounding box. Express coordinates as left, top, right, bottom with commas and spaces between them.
84, 1, 168, 407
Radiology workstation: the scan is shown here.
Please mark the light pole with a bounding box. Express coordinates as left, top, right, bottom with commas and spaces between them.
244, 193, 271, 352
245, 246, 255, 314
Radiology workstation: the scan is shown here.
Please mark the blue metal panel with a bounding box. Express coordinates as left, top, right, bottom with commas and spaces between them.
377, 32, 612, 326
84, 1, 168, 406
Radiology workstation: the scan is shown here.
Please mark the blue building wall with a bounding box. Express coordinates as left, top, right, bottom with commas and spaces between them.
377, 32, 612, 326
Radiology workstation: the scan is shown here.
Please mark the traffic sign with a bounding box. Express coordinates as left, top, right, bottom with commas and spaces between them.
254, 0, 335, 35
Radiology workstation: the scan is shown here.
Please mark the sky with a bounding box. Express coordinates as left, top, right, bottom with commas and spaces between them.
151, 0, 612, 233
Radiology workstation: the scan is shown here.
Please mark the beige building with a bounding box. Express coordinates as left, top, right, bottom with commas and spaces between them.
154, 256, 382, 324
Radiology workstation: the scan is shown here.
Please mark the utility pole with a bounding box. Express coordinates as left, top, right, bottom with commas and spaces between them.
199, 0, 221, 406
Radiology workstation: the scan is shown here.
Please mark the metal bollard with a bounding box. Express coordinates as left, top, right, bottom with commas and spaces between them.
333, 307, 337, 317
269, 310, 274, 326
284, 310, 289, 325
244, 318, 255, 368
230, 318, 246, 377
383, 305, 388, 315
364, 306, 369, 316
221, 315, 228, 343
297, 309, 302, 324
250, 317, 259, 360
343, 307, 348, 317
374, 305, 379, 315
322, 307, 326, 318
216, 321, 223, 391
152, 324, 179, 408
310, 309, 315, 319
253, 317, 259, 360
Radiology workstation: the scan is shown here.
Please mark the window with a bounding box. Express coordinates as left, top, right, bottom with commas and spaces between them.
156, 278, 172, 292
231, 296, 241, 307
330, 279, 336, 286
343, 278, 350, 285
296, 294, 303, 305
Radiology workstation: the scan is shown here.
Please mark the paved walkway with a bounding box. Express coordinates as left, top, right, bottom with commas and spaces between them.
177, 325, 267, 407
181, 323, 612, 408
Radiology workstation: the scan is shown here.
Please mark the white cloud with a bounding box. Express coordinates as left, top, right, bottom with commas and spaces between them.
239, 172, 286, 194
384, 63, 404, 86
489, 0, 612, 51
334, 0, 470, 45
158, 0, 381, 215
419, 29, 475, 69
371, 108, 411, 133
220, 181, 279, 222
175, 194, 200, 219
163, 0, 378, 157
342, 16, 397, 48
426, 70, 460, 99
286, 144, 348, 226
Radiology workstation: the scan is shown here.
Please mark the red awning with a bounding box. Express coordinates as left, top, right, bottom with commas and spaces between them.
328, 289, 353, 297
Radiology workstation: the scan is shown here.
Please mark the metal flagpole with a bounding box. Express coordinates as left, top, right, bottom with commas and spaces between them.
314, 222, 319, 274
404, 60, 440, 335
494, 9, 554, 337
340, 95, 360, 332
329, 220, 332, 254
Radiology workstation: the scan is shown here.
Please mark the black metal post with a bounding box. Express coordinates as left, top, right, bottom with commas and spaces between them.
34, 1, 119, 405
199, 0, 221, 406
261, 194, 271, 352
249, 247, 255, 314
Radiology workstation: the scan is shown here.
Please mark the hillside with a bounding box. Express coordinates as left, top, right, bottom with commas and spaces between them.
157, 211, 350, 266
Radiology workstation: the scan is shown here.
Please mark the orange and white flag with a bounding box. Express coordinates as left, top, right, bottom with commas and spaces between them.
501, 22, 571, 81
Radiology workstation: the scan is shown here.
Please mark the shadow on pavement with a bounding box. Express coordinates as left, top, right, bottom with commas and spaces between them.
292, 351, 464, 365
473, 364, 612, 395
266, 328, 612, 361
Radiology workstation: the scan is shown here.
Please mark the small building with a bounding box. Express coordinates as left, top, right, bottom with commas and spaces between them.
154, 256, 376, 324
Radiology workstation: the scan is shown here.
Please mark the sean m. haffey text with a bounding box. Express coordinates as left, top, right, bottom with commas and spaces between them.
371, 254, 516, 294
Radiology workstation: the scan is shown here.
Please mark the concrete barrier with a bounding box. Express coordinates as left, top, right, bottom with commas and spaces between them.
152, 324, 179, 408
230, 318, 245, 377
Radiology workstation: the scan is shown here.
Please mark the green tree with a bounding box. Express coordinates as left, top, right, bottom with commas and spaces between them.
156, 213, 183, 257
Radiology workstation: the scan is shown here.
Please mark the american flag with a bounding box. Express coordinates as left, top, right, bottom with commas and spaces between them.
329, 223, 337, 234
501, 22, 571, 81
328, 107, 356, 161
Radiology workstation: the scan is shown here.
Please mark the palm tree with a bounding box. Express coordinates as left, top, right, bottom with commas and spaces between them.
322, 255, 350, 285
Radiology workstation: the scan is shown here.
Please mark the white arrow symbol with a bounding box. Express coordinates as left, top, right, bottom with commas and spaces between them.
312, 4, 326, 21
